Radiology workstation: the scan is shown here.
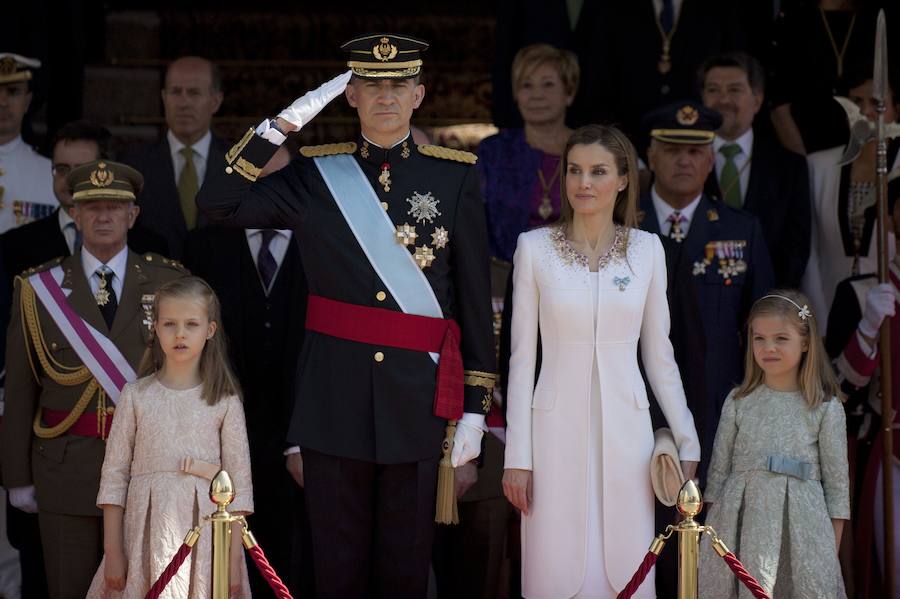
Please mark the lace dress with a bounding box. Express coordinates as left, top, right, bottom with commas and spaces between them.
86, 375, 254, 598
699, 386, 849, 598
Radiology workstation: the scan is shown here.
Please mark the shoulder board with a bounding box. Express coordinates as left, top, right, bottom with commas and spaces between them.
142, 253, 189, 273
21, 256, 64, 277
417, 144, 478, 165
299, 142, 357, 158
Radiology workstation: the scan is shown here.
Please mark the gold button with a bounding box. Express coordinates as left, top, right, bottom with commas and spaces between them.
381, 202, 389, 211
225, 166, 234, 174
374, 351, 385, 362
376, 291, 387, 302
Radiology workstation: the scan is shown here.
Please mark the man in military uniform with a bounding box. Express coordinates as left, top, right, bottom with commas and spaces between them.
0, 160, 186, 598
638, 101, 774, 596
0, 53, 56, 233
196, 34, 496, 598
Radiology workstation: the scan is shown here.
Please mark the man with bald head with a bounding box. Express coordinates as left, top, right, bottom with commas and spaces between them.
122, 56, 228, 258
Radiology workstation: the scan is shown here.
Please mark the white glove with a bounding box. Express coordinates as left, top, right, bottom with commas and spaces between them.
277, 70, 353, 130
9, 485, 37, 513
859, 282, 896, 338
450, 413, 485, 467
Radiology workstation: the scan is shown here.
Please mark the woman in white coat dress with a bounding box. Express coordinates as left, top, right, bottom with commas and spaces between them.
502, 125, 702, 599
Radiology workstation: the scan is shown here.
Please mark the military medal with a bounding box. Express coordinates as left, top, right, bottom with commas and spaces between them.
379, 162, 392, 193
95, 273, 111, 306
395, 223, 418, 246
537, 162, 560, 221
733, 241, 748, 275
694, 243, 716, 276
407, 191, 441, 224
413, 245, 435, 269
431, 226, 449, 249
658, 43, 672, 75
141, 294, 155, 331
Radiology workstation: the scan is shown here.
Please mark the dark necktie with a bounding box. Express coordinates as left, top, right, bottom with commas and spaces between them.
719, 143, 743, 208
178, 146, 199, 229
661, 0, 675, 33
257, 230, 278, 291
66, 222, 82, 254
95, 266, 118, 329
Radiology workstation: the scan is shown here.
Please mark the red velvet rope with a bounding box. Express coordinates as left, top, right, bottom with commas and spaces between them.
247, 544, 293, 599
144, 542, 192, 599
721, 552, 771, 599
616, 551, 659, 599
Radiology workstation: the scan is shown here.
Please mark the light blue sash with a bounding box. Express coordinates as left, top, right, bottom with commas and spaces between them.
314, 154, 442, 362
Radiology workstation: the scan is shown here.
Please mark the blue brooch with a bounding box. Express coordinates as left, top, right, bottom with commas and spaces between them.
613, 276, 630, 291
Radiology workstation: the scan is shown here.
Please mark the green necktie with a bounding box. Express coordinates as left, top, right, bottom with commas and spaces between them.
178, 146, 199, 229
719, 143, 742, 209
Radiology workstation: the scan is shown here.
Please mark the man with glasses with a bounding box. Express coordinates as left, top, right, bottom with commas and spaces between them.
1, 121, 167, 281
0, 53, 55, 233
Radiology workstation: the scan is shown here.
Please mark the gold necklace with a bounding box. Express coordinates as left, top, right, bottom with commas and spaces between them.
536, 160, 561, 220
653, 5, 681, 75
819, 7, 857, 79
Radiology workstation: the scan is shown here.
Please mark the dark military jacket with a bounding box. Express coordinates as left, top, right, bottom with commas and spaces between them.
1, 251, 186, 515
196, 130, 496, 465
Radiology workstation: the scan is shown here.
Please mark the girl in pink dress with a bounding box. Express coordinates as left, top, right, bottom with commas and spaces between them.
87, 277, 253, 598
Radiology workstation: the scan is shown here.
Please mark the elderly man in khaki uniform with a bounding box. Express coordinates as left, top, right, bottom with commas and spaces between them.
0, 160, 186, 598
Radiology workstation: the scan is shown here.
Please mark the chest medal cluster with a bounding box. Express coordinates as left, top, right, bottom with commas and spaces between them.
392, 190, 448, 270
692, 240, 748, 285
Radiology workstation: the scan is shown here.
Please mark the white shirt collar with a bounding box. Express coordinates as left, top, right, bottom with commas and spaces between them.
713, 128, 753, 158
57, 206, 74, 232
167, 129, 212, 162
0, 135, 25, 156
651, 185, 703, 230
360, 131, 411, 150
81, 245, 129, 282
245, 228, 292, 238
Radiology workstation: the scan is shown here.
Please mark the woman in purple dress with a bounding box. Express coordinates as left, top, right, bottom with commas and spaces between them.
478, 44, 579, 262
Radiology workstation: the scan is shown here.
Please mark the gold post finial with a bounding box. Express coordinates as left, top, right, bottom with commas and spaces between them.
676, 479, 702, 520
209, 470, 235, 509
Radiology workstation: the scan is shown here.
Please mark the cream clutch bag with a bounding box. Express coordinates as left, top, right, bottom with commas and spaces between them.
651, 428, 685, 506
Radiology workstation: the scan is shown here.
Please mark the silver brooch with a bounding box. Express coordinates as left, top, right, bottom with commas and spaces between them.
407, 191, 441, 224
613, 276, 630, 291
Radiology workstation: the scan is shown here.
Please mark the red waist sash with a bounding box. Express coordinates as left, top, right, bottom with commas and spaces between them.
305, 294, 463, 420
42, 408, 113, 439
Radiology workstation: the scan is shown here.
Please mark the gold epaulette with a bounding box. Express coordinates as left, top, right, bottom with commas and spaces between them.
21, 256, 64, 278
417, 144, 478, 165
299, 142, 358, 158
142, 253, 189, 273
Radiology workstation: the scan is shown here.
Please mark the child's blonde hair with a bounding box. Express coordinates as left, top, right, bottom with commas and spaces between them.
139, 277, 241, 405
734, 289, 843, 406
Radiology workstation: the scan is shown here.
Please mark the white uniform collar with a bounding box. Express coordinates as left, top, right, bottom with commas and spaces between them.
713, 128, 753, 157
81, 245, 128, 282
57, 206, 74, 230
360, 131, 411, 150
245, 228, 292, 239
167, 129, 212, 163
0, 135, 26, 156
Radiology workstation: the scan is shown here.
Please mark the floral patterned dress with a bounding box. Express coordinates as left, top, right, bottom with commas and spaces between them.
699, 386, 849, 598
86, 375, 254, 598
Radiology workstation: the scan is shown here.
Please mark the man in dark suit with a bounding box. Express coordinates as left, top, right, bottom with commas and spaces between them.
1, 121, 168, 282
182, 150, 314, 598
700, 52, 811, 288
121, 56, 227, 259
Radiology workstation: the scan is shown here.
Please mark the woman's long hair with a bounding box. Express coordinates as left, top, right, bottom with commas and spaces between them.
734, 289, 843, 407
558, 124, 640, 239
139, 277, 241, 405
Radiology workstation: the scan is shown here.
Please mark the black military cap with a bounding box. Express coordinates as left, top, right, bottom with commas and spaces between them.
644, 101, 723, 145
341, 33, 429, 79
67, 160, 144, 203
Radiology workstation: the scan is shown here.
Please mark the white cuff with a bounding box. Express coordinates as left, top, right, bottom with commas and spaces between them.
255, 119, 287, 146
283, 446, 301, 456
460, 412, 487, 432
855, 329, 878, 358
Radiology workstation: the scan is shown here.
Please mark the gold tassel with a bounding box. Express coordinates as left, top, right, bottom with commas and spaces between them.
435, 419, 459, 525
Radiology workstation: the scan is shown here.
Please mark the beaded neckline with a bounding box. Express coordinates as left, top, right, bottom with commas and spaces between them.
550, 224, 627, 270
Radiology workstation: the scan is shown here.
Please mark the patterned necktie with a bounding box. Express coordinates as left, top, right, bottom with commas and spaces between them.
719, 143, 743, 208
257, 230, 278, 291
66, 222, 82, 254
95, 266, 118, 329
178, 146, 199, 230
660, 0, 675, 33
667, 211, 685, 243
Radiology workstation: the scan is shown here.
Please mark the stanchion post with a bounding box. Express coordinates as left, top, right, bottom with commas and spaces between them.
675, 480, 703, 599
209, 470, 237, 599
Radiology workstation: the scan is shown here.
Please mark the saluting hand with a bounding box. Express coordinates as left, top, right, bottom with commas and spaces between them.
276, 70, 353, 132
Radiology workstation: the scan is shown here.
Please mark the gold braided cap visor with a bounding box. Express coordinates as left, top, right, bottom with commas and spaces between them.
650, 129, 716, 145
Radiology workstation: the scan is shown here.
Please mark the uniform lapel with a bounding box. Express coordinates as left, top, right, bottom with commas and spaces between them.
63, 253, 110, 334
681, 195, 716, 272
110, 251, 149, 339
